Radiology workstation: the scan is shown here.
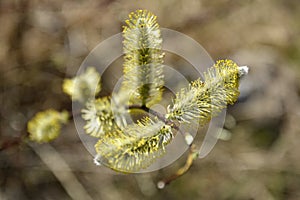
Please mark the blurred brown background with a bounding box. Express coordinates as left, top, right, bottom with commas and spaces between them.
1, 0, 300, 199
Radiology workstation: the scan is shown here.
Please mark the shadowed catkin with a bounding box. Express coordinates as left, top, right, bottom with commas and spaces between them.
62, 67, 101, 103
81, 97, 116, 138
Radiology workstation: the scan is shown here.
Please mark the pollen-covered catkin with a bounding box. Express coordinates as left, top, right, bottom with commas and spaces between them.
122, 10, 164, 107
94, 117, 173, 173
166, 59, 241, 125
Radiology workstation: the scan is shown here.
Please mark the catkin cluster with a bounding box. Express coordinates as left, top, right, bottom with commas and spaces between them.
27, 10, 246, 174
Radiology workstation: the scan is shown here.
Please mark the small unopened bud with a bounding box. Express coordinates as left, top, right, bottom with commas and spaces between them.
157, 181, 165, 189
184, 133, 194, 146
238, 66, 249, 77
93, 155, 102, 166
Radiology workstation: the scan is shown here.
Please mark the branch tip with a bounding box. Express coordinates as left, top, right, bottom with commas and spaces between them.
157, 181, 165, 189
184, 133, 194, 146
238, 66, 249, 77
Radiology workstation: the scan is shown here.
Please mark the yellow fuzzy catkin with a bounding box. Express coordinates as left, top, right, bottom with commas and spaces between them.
62, 67, 101, 103
28, 109, 69, 143
85, 10, 245, 175
94, 117, 173, 173
81, 97, 116, 138
121, 10, 164, 107
166, 59, 240, 125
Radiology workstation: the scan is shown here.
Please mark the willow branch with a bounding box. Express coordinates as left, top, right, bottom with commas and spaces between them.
157, 144, 198, 189
128, 105, 188, 138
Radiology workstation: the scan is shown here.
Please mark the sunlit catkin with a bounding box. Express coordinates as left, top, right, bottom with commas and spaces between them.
166, 60, 241, 125
122, 10, 164, 107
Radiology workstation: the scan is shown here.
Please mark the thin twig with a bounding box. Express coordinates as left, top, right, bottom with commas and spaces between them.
0, 138, 21, 152
129, 105, 178, 128
157, 144, 198, 189
128, 104, 192, 145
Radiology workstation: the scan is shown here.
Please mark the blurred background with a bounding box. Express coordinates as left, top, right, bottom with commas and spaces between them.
1, 0, 300, 199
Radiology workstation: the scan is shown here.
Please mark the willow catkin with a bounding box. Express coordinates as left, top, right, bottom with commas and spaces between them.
94, 117, 173, 173
122, 10, 164, 107
28, 109, 69, 143
81, 97, 116, 138
166, 60, 241, 125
